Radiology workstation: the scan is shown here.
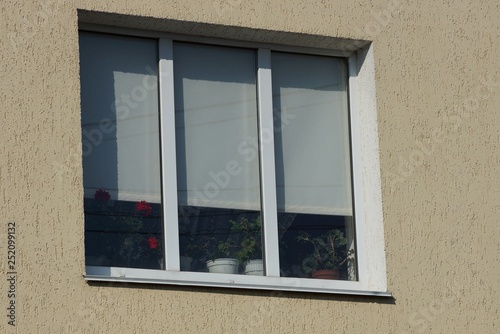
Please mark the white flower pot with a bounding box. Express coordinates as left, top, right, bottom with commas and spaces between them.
206, 258, 239, 274
244, 259, 263, 276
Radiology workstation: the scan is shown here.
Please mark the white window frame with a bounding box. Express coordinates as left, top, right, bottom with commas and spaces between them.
81, 25, 389, 297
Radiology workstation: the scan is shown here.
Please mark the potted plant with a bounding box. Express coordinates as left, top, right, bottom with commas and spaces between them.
85, 189, 162, 269
205, 228, 240, 274
205, 241, 239, 274
232, 216, 263, 275
205, 215, 263, 275
297, 229, 354, 280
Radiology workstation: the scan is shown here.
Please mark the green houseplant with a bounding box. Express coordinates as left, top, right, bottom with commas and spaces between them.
205, 224, 240, 274
232, 216, 263, 275
204, 215, 263, 275
297, 229, 354, 280
205, 242, 239, 274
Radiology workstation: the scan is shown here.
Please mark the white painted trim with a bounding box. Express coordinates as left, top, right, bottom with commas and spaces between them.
85, 266, 392, 297
348, 53, 367, 288
159, 38, 180, 271
257, 48, 281, 277
348, 45, 387, 292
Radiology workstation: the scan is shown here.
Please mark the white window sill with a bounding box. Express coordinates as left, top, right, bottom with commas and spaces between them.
85, 266, 392, 297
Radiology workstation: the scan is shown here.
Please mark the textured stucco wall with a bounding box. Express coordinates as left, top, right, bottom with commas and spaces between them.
0, 0, 499, 333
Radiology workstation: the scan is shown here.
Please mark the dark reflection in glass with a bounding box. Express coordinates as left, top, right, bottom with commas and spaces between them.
278, 213, 355, 280
84, 195, 163, 270
178, 206, 262, 275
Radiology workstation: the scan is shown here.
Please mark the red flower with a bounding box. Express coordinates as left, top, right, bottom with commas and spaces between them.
136, 200, 152, 217
147, 236, 159, 249
94, 189, 111, 201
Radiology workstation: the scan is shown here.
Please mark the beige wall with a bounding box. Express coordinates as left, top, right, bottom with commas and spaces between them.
1, 0, 499, 333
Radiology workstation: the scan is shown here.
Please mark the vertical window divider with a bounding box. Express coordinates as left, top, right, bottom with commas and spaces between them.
159, 38, 180, 271
257, 48, 281, 277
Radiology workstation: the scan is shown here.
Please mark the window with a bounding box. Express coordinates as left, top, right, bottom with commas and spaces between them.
80, 29, 388, 295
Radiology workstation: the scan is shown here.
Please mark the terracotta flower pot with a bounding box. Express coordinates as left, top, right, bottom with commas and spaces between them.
311, 269, 339, 280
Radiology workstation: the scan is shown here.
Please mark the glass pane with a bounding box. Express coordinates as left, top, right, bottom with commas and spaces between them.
174, 43, 262, 275
80, 32, 164, 269
272, 52, 356, 280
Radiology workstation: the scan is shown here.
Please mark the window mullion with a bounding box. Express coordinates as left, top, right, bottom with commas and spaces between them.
257, 48, 281, 277
159, 38, 180, 271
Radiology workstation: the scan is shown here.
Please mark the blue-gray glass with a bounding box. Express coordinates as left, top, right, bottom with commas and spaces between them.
271, 52, 356, 280
80, 32, 164, 269
174, 42, 263, 274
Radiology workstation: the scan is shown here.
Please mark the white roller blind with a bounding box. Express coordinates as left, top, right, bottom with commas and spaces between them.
80, 32, 161, 203
272, 52, 352, 216
174, 43, 261, 211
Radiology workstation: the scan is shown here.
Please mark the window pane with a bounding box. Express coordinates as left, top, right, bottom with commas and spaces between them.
272, 52, 352, 215
272, 52, 356, 280
80, 32, 163, 269
174, 43, 262, 274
